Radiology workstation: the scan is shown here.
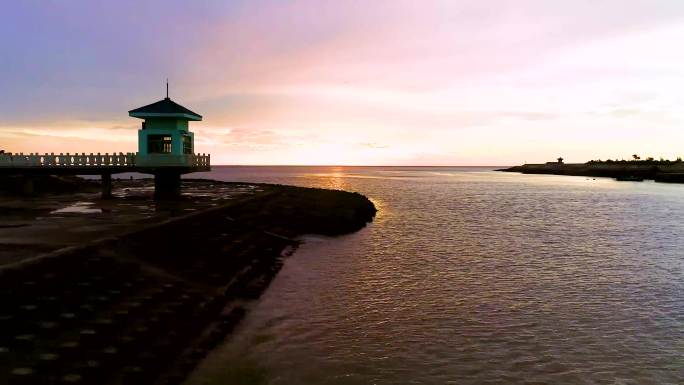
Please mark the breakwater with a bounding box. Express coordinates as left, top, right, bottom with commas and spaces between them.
0, 181, 376, 384
499, 162, 684, 183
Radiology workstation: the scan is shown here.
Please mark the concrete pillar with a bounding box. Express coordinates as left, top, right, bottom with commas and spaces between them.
101, 173, 112, 199
154, 172, 181, 200
22, 177, 34, 196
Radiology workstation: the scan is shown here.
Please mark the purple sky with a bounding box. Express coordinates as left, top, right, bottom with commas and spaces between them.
3, 1, 684, 165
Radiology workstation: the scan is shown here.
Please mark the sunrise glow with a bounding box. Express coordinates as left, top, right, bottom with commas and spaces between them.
3, 1, 684, 165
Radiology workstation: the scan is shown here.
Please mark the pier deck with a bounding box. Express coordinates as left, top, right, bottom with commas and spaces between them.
0, 153, 210, 198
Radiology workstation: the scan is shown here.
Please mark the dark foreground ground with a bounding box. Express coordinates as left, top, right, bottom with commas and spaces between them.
0, 179, 376, 384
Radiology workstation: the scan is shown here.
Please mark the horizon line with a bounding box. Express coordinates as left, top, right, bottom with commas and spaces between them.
208, 164, 511, 167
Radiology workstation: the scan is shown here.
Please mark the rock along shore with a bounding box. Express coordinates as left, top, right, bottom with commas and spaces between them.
0, 180, 376, 385
497, 162, 684, 183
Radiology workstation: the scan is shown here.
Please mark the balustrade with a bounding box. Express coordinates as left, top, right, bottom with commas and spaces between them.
0, 152, 210, 169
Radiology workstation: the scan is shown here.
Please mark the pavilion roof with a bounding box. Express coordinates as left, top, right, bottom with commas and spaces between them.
129, 97, 202, 121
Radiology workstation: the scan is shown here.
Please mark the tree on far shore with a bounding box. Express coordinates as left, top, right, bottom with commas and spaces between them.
587, 155, 679, 164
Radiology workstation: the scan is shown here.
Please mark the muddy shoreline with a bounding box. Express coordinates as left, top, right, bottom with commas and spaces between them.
0, 180, 376, 384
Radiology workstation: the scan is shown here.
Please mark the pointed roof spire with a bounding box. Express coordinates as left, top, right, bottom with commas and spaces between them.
166, 78, 169, 99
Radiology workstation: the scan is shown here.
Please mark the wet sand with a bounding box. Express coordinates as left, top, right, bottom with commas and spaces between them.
0, 179, 260, 265
0, 179, 376, 384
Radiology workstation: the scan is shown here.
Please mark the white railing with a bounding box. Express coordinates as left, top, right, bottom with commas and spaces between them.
0, 152, 136, 167
192, 153, 210, 167
0, 152, 210, 168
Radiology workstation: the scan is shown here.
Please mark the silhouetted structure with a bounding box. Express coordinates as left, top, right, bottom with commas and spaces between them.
129, 93, 206, 198
0, 92, 210, 199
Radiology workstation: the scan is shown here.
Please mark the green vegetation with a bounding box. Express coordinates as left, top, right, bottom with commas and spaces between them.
587, 155, 683, 165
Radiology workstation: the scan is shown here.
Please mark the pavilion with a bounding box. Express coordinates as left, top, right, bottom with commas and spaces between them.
0, 91, 210, 199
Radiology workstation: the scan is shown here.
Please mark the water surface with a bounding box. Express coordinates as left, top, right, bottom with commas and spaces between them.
187, 166, 683, 385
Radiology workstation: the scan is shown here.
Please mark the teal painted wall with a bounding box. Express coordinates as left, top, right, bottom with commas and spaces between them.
144, 118, 188, 131
137, 117, 194, 156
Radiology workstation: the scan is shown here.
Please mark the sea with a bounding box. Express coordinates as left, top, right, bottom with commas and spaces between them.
183, 166, 683, 385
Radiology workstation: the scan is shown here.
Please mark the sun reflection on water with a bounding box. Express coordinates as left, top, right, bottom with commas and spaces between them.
186, 166, 684, 385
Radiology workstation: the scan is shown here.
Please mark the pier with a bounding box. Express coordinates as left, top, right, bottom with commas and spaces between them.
0, 152, 210, 198
0, 92, 211, 198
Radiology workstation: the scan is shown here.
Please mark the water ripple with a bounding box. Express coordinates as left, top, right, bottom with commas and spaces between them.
186, 167, 684, 385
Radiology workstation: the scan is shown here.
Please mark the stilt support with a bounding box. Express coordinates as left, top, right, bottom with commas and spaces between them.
154, 172, 181, 200
22, 177, 34, 196
101, 173, 112, 199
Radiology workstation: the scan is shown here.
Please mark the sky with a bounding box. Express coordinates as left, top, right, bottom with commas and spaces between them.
3, 1, 684, 165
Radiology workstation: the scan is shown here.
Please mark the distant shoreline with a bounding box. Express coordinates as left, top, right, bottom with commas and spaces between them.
498, 162, 684, 183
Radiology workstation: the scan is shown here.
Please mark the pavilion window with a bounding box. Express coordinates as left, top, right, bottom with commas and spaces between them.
182, 135, 193, 154
148, 135, 172, 154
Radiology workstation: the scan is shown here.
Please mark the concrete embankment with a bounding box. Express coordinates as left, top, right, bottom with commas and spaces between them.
499, 162, 684, 183
0, 182, 376, 385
